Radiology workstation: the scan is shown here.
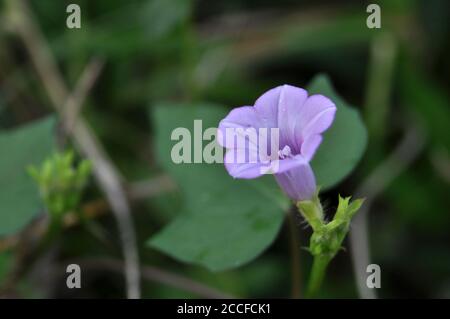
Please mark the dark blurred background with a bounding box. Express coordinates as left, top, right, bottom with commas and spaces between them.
0, 0, 449, 298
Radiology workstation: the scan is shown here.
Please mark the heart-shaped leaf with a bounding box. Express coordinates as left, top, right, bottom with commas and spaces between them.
0, 116, 55, 236
308, 74, 367, 189
147, 103, 288, 271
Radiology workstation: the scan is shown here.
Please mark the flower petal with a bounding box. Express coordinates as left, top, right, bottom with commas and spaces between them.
274, 162, 316, 201
268, 154, 306, 174
277, 85, 308, 149
254, 86, 282, 129
301, 134, 322, 161
293, 94, 336, 150
302, 106, 336, 137
217, 106, 260, 149
224, 148, 265, 179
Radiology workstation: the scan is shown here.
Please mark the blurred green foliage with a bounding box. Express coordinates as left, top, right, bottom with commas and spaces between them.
0, 0, 449, 298
0, 116, 55, 236
28, 150, 91, 217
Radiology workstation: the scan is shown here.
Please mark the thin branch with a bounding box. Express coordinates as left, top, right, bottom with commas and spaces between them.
73, 121, 141, 299
127, 174, 177, 201
364, 32, 397, 146
73, 258, 234, 299
5, 0, 140, 298
288, 211, 302, 298
5, 0, 67, 113
349, 30, 397, 300
63, 57, 105, 137
349, 125, 426, 299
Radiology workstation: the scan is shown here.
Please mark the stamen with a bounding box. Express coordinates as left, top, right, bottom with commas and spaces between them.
278, 145, 292, 159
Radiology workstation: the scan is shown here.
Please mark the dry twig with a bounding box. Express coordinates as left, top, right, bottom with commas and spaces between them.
74, 258, 234, 299
350, 125, 426, 299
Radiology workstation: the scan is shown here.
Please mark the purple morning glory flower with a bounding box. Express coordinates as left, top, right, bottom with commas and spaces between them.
217, 84, 336, 201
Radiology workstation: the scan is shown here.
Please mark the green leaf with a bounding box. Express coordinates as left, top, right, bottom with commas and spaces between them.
307, 74, 367, 189
0, 116, 55, 236
147, 103, 288, 271
399, 58, 450, 150
0, 251, 12, 282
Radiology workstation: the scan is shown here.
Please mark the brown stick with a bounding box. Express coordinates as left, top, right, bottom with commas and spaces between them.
349, 125, 426, 299
75, 258, 234, 299
288, 211, 302, 298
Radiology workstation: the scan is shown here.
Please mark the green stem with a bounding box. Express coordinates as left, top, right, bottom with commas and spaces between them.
306, 255, 330, 298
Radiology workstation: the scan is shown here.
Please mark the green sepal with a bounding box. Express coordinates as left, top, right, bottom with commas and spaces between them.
296, 189, 323, 231
297, 194, 364, 260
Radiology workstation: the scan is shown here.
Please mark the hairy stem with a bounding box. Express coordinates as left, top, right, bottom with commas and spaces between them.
306, 255, 330, 298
